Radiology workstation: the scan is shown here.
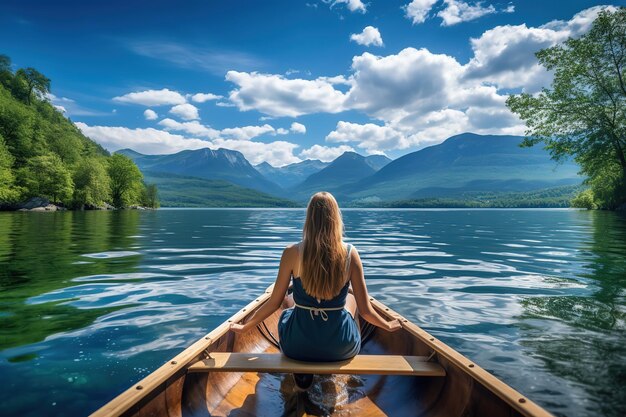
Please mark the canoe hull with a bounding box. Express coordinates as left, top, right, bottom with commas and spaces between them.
91, 287, 552, 417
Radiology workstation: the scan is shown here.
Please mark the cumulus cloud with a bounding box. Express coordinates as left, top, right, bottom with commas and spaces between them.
299, 144, 355, 162
226, 71, 348, 117
113, 88, 187, 106
326, 0, 367, 13
143, 109, 158, 120
158, 118, 220, 138
438, 0, 497, 26
220, 124, 276, 140
159, 118, 289, 141
463, 5, 615, 92
290, 122, 307, 134
346, 47, 465, 121
191, 92, 223, 103
404, 0, 438, 24
169, 103, 200, 120
350, 26, 384, 47
75, 122, 212, 155
326, 121, 410, 153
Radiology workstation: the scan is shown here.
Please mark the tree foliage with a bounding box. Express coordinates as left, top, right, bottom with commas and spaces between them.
506, 7, 626, 210
0, 55, 155, 209
0, 134, 20, 202
571, 189, 598, 209
107, 154, 143, 208
18, 154, 73, 203
15, 67, 50, 105
73, 158, 111, 208
141, 183, 159, 208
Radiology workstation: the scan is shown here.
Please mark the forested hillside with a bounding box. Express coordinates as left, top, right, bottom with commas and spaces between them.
0, 55, 156, 209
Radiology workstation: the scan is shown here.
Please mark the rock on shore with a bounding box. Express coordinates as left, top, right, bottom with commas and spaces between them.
16, 197, 66, 212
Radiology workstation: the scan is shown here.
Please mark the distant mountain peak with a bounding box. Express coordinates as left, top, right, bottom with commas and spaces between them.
119, 146, 282, 195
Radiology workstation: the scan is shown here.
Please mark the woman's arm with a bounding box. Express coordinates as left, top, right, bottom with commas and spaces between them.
230, 245, 295, 333
350, 247, 401, 332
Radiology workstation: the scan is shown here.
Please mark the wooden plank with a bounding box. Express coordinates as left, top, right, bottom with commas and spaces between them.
188, 353, 446, 376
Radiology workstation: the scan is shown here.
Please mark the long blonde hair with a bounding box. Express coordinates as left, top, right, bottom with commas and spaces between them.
299, 192, 348, 300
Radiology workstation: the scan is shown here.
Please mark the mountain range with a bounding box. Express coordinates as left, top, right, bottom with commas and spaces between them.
117, 147, 281, 195
117, 133, 582, 207
346, 133, 580, 202
291, 152, 391, 199
255, 159, 329, 189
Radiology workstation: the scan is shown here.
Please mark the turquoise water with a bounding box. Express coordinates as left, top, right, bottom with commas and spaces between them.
0, 209, 625, 417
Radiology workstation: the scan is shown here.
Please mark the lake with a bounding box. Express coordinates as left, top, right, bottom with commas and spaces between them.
0, 208, 625, 417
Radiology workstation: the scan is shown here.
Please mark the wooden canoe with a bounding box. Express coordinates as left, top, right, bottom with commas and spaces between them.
91, 286, 553, 417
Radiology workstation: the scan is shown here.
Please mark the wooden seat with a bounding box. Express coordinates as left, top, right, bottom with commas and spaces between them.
188, 353, 446, 376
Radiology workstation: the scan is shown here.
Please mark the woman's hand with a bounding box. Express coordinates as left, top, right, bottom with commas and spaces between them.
229, 322, 247, 333
386, 319, 402, 332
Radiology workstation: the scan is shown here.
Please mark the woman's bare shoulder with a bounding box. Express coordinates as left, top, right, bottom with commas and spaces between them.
283, 243, 300, 258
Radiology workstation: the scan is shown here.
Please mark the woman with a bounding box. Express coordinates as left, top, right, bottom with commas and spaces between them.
230, 192, 401, 385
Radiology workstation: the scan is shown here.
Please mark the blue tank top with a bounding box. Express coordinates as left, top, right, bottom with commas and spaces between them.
278, 242, 361, 362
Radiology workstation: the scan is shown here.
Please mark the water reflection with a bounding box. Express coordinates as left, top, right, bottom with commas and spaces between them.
0, 209, 624, 417
519, 211, 626, 417
0, 212, 142, 351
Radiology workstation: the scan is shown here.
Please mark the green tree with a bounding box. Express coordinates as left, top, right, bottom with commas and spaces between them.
18, 154, 73, 203
571, 189, 598, 209
506, 8, 626, 210
141, 183, 159, 208
15, 67, 50, 105
73, 157, 111, 208
0, 134, 20, 202
107, 153, 143, 208
0, 85, 36, 164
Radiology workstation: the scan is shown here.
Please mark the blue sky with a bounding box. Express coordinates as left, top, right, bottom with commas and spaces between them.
0, 0, 621, 166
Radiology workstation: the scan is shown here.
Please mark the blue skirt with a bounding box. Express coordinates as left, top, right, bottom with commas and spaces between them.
278, 307, 361, 362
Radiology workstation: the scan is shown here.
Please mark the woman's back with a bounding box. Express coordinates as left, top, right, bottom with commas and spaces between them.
291, 241, 352, 309
278, 242, 361, 362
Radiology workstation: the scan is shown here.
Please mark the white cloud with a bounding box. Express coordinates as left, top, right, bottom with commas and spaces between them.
113, 88, 186, 106
220, 124, 276, 140
226, 71, 348, 117
158, 118, 220, 138
326, 121, 410, 153
350, 26, 384, 47
143, 109, 158, 120
438, 0, 497, 26
169, 103, 200, 120
299, 144, 355, 162
159, 118, 285, 141
290, 122, 307, 134
75, 122, 212, 155
190, 92, 223, 103
463, 5, 615, 92
327, 0, 367, 13
404, 0, 438, 24
346, 47, 463, 118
